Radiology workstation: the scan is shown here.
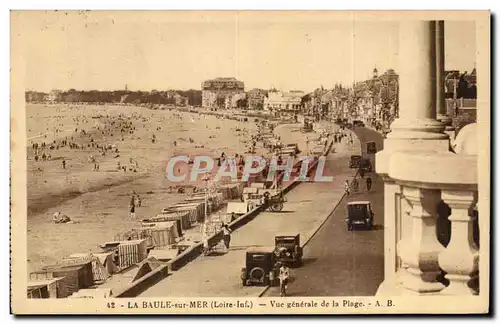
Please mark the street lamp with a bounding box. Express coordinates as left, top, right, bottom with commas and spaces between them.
201, 173, 211, 221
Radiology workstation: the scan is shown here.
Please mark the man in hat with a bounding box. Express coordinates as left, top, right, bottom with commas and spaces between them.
278, 262, 290, 297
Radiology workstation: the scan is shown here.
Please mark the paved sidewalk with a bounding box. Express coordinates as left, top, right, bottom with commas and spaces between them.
139, 127, 361, 298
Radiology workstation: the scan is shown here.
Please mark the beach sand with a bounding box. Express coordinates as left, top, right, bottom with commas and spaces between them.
25, 103, 277, 274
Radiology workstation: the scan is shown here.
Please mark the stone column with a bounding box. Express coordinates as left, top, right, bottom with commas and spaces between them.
375, 178, 400, 296
397, 186, 445, 294
438, 190, 479, 295
436, 21, 455, 140
388, 21, 448, 143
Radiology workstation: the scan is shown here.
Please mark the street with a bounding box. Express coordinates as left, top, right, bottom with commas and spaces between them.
263, 126, 385, 297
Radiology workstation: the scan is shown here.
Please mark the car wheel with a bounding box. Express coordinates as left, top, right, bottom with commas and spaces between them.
347, 224, 353, 231
242, 279, 247, 287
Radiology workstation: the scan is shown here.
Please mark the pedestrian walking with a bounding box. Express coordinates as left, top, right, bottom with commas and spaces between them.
278, 263, 290, 297
222, 223, 232, 251
352, 178, 359, 192
62, 159, 66, 169
129, 195, 136, 219
344, 180, 350, 196
359, 168, 365, 179
366, 177, 372, 191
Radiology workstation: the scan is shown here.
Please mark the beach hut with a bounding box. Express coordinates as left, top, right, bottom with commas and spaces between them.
27, 277, 69, 299
93, 251, 118, 275
219, 183, 244, 200
143, 217, 183, 238
183, 196, 212, 215
175, 201, 206, 222
162, 206, 197, 226
65, 253, 110, 283
139, 221, 178, 247
117, 239, 148, 268
34, 262, 93, 296
155, 210, 191, 230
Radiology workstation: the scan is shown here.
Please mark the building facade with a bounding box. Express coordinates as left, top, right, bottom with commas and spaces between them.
263, 91, 304, 116
246, 88, 268, 110
201, 77, 245, 110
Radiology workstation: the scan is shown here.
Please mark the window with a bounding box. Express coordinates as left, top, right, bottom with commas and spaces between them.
251, 254, 266, 261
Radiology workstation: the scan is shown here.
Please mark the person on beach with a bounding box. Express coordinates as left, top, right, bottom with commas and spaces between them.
129, 195, 136, 219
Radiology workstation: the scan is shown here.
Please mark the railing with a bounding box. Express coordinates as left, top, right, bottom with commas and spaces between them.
386, 150, 479, 295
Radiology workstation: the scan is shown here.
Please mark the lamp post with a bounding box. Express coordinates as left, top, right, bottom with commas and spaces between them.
202, 173, 211, 221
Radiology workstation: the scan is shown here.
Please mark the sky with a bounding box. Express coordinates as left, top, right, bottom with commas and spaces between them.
14, 11, 477, 93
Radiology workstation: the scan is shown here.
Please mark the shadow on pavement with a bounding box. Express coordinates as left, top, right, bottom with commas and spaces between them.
203, 251, 227, 257
299, 257, 317, 267
271, 210, 295, 214
229, 245, 267, 251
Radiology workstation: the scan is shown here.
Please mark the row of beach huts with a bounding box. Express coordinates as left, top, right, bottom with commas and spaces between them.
27, 181, 245, 300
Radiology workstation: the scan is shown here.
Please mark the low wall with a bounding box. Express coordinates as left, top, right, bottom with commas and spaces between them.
113, 264, 169, 298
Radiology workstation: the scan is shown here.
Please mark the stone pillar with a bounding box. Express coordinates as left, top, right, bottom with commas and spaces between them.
375, 178, 400, 296
397, 186, 445, 294
388, 21, 448, 144
438, 190, 479, 295
436, 21, 455, 141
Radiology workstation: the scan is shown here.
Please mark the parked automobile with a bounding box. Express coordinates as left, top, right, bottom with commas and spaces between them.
349, 155, 362, 168
345, 201, 374, 231
241, 247, 278, 286
274, 233, 303, 267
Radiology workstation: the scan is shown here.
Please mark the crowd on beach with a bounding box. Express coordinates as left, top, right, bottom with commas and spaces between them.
29, 113, 151, 174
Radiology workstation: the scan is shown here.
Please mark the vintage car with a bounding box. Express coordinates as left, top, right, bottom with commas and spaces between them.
366, 141, 377, 154
241, 247, 278, 286
345, 201, 374, 231
349, 155, 362, 168
274, 233, 303, 267
262, 191, 286, 212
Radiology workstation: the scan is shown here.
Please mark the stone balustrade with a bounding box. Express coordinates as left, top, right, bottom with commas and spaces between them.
377, 147, 479, 296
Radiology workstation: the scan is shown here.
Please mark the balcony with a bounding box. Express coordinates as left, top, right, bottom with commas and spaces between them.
377, 125, 478, 295
375, 21, 482, 296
